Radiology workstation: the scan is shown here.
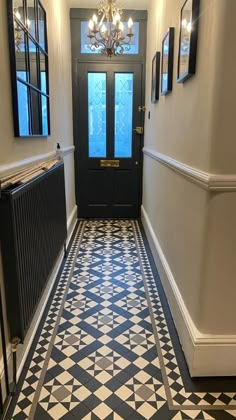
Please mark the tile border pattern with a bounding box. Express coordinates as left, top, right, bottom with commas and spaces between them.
8, 221, 84, 419
7, 220, 236, 420
133, 220, 236, 417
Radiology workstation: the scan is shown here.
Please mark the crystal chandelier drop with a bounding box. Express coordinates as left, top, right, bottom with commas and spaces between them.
88, 0, 134, 57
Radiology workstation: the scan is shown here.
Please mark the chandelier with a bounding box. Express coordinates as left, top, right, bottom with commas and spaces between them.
14, 8, 31, 51
88, 0, 134, 57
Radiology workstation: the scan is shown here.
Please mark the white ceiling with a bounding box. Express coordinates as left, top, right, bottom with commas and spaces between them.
68, 0, 149, 10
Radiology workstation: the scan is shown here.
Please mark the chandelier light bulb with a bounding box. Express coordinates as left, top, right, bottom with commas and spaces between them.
119, 22, 124, 32
15, 10, 21, 20
88, 19, 94, 31
187, 22, 192, 33
92, 14, 98, 24
182, 18, 187, 28
128, 18, 133, 28
101, 24, 107, 33
114, 13, 120, 23
27, 19, 31, 28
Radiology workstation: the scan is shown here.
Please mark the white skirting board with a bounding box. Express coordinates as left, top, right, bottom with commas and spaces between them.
141, 205, 236, 377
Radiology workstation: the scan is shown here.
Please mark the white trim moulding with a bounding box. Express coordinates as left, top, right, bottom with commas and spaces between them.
141, 205, 236, 377
0, 145, 75, 178
143, 147, 236, 192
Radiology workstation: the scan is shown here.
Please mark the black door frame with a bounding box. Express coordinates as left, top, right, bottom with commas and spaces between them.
70, 8, 147, 218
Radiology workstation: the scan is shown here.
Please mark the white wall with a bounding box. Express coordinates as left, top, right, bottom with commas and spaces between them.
0, 0, 76, 375
142, 0, 236, 376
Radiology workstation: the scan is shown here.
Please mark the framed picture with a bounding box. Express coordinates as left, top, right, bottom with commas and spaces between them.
151, 52, 160, 103
161, 27, 175, 95
177, 0, 200, 83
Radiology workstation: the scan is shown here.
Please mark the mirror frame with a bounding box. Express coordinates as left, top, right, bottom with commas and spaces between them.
177, 0, 200, 83
161, 27, 175, 95
7, 0, 50, 137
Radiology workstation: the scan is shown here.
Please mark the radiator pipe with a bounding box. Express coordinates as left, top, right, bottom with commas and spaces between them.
0, 380, 3, 414
11, 337, 20, 394
0, 287, 10, 399
64, 242, 67, 258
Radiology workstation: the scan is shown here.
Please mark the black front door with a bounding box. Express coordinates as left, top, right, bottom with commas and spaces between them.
76, 62, 144, 218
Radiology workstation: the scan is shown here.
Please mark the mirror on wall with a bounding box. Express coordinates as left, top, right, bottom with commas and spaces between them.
7, 0, 50, 137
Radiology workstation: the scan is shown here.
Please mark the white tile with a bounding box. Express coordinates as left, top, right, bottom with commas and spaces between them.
48, 403, 68, 420
93, 402, 113, 419
94, 385, 113, 401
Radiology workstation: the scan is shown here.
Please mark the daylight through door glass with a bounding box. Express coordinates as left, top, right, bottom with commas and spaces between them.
88, 72, 107, 157
114, 73, 133, 158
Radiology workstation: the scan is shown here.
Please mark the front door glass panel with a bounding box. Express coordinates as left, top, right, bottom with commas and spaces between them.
114, 73, 133, 158
88, 72, 107, 157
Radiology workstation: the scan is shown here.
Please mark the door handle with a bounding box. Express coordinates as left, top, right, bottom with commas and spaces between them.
133, 127, 144, 135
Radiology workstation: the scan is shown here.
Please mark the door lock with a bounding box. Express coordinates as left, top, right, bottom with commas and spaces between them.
133, 127, 144, 135
138, 106, 146, 112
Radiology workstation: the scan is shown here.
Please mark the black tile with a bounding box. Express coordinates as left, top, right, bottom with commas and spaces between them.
149, 403, 176, 420
84, 378, 102, 393
34, 405, 55, 420
144, 363, 162, 379
127, 412, 145, 420
107, 340, 130, 356
105, 394, 123, 410
13, 413, 30, 420
68, 365, 93, 384
46, 364, 64, 378
203, 410, 236, 420
116, 401, 136, 418
78, 321, 103, 339
114, 370, 130, 384
69, 402, 91, 419
83, 394, 101, 410
18, 398, 31, 411
125, 364, 140, 377
51, 347, 67, 363
106, 377, 124, 392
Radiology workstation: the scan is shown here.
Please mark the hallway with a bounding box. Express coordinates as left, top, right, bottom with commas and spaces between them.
6, 220, 236, 420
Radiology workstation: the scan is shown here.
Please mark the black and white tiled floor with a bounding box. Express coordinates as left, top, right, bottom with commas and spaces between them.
6, 220, 236, 419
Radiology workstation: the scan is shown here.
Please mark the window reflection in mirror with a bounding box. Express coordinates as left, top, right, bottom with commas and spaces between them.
8, 0, 50, 137
13, 0, 24, 25
38, 4, 46, 50
26, 0, 36, 39
17, 80, 30, 136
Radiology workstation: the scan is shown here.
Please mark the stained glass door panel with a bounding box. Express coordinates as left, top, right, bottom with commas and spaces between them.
115, 73, 133, 158
88, 73, 107, 158
77, 63, 143, 218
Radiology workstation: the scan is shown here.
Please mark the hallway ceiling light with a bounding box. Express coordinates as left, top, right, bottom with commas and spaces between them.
88, 0, 134, 57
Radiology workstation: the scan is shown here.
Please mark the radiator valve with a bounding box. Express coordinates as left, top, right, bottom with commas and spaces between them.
11, 337, 21, 353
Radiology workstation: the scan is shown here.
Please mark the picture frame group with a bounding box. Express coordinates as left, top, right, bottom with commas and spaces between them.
151, 0, 200, 102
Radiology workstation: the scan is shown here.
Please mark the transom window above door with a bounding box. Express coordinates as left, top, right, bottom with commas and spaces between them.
80, 21, 140, 55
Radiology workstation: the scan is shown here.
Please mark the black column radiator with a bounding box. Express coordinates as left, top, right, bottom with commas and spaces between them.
0, 162, 67, 342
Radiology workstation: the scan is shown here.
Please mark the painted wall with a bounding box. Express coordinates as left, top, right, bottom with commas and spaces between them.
143, 0, 236, 347
0, 0, 76, 371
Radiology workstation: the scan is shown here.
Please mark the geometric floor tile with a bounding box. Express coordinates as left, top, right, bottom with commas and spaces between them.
6, 220, 236, 420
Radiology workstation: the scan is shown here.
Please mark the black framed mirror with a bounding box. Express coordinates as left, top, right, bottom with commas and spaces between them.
7, 0, 50, 137
161, 27, 174, 95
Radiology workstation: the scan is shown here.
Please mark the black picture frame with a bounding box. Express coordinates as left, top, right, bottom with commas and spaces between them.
161, 27, 174, 95
7, 0, 50, 137
151, 52, 160, 103
177, 0, 200, 83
